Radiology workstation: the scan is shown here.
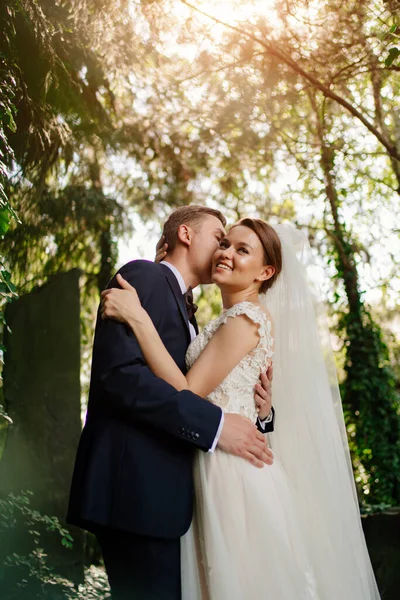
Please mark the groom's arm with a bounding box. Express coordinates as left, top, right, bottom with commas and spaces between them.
257, 408, 275, 433
94, 260, 222, 452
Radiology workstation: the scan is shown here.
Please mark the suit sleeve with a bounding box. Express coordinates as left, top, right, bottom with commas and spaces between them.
94, 261, 222, 452
256, 407, 275, 433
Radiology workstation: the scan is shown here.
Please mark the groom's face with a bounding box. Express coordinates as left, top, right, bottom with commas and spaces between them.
189, 215, 226, 284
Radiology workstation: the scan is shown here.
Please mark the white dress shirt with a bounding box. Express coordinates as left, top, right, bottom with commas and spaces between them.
160, 261, 197, 342
160, 261, 224, 452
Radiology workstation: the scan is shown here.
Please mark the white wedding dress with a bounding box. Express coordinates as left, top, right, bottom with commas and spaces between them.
181, 301, 319, 600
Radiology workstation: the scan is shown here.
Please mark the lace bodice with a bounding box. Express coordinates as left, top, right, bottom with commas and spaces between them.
185, 301, 274, 422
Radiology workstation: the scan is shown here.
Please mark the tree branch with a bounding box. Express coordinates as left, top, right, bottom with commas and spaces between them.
180, 0, 400, 162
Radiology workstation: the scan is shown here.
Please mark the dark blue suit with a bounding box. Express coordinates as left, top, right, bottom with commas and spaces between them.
67, 261, 222, 599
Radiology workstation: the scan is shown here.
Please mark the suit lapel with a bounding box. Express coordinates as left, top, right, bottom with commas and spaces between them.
161, 264, 191, 344
191, 316, 199, 336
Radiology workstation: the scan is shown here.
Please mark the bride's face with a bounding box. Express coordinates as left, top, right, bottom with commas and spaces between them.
211, 225, 274, 293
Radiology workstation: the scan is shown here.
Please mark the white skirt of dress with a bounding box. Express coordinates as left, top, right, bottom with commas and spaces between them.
181, 448, 319, 600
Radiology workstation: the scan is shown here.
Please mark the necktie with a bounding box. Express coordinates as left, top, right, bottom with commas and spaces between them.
182, 286, 198, 321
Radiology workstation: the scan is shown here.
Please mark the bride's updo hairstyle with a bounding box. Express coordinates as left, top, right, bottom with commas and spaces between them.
230, 218, 282, 293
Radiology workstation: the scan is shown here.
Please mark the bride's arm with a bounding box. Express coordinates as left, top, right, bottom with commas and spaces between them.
101, 274, 260, 398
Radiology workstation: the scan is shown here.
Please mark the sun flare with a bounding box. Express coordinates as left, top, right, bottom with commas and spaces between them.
187, 0, 280, 27
173, 0, 282, 37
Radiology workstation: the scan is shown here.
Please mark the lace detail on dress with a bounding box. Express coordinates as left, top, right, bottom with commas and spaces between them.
185, 301, 274, 422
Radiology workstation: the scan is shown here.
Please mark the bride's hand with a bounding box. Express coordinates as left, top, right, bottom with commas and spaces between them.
155, 235, 168, 263
255, 363, 273, 420
100, 274, 144, 325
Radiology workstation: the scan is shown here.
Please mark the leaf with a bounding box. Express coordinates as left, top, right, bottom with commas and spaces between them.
0, 404, 12, 424
3, 279, 16, 294
0, 274, 17, 294
0, 209, 10, 235
385, 47, 400, 67
4, 109, 17, 133
43, 71, 53, 97
1, 269, 11, 281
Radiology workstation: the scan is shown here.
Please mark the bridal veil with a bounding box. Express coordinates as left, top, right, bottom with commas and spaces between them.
264, 224, 380, 599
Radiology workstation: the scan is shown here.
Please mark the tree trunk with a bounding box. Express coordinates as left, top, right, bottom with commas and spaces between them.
310, 95, 400, 505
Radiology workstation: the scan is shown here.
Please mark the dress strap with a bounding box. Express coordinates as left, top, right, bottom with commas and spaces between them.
219, 301, 274, 357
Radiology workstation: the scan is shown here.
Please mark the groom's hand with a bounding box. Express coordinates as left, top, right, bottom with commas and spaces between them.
218, 414, 274, 468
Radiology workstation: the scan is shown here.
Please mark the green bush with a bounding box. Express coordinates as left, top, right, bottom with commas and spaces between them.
0, 491, 110, 599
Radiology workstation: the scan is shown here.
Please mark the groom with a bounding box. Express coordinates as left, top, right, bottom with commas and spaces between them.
67, 205, 274, 600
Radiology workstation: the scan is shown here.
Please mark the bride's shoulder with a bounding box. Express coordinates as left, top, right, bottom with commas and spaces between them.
203, 302, 260, 333
212, 302, 272, 339
203, 302, 273, 334
222, 301, 271, 323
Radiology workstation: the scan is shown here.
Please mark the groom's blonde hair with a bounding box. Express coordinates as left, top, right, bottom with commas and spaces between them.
163, 205, 226, 251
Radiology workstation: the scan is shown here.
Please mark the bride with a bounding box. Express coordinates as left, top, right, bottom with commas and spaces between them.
100, 218, 380, 600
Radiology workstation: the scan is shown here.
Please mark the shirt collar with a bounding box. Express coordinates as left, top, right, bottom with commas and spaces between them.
160, 261, 187, 294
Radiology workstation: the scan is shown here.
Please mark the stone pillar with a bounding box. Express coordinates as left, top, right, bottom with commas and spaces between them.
0, 269, 84, 585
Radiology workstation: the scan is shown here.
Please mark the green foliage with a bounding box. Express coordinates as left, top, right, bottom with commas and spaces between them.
196, 284, 222, 329
0, 490, 111, 599
0, 490, 74, 549
0, 403, 12, 424
383, 16, 400, 66
4, 183, 125, 294
0, 52, 19, 269
385, 46, 400, 66
0, 1, 117, 177
73, 566, 110, 600
339, 308, 400, 506
315, 117, 400, 506
326, 211, 400, 505
0, 1, 148, 304
0, 49, 19, 417
0, 400, 12, 461
0, 491, 75, 598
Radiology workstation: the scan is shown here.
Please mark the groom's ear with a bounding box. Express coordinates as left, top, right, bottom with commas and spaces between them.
177, 224, 192, 248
